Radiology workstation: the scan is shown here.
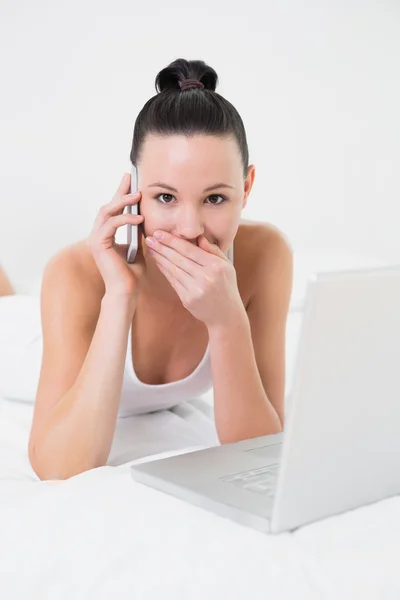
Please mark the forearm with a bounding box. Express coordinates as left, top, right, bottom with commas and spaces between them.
31, 293, 136, 480
207, 307, 282, 445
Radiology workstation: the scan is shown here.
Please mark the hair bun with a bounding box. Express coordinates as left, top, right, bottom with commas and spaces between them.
155, 58, 218, 93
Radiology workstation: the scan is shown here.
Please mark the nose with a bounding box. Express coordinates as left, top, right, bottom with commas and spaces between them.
173, 207, 205, 242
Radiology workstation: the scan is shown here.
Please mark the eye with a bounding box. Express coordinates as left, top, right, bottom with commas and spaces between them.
206, 194, 227, 206
156, 193, 175, 204
155, 194, 227, 206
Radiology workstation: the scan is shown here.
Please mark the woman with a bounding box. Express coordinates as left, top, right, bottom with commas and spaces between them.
3, 58, 293, 480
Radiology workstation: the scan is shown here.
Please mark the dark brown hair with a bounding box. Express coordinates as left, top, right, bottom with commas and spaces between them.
130, 58, 249, 178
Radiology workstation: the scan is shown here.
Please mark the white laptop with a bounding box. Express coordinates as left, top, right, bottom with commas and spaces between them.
130, 264, 400, 533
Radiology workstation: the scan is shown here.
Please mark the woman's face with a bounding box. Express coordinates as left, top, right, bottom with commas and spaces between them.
137, 133, 255, 255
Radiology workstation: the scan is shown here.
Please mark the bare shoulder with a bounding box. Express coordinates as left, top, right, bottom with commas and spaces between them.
42, 238, 105, 321
236, 219, 292, 256
235, 219, 293, 303
45, 239, 103, 288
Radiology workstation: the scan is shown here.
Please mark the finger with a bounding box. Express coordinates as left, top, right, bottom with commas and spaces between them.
156, 260, 187, 296
198, 235, 228, 259
95, 191, 142, 228
100, 213, 144, 242
148, 239, 202, 278
116, 172, 131, 196
111, 190, 142, 217
152, 249, 194, 288
151, 231, 212, 266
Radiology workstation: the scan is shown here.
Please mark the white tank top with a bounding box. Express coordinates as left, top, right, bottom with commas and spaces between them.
118, 244, 234, 417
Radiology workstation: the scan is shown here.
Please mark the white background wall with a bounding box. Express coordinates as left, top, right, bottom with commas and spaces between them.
0, 0, 399, 293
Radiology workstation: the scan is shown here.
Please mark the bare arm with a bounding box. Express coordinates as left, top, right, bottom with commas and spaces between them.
209, 228, 293, 444
28, 251, 136, 480
208, 307, 282, 445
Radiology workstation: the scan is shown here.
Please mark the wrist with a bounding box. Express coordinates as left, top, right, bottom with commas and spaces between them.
102, 291, 137, 312
207, 304, 248, 337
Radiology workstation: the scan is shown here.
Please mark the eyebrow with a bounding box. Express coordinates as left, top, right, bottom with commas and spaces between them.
148, 182, 235, 192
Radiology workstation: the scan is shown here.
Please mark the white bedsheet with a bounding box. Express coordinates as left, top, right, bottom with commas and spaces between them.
1, 247, 399, 598
1, 394, 400, 600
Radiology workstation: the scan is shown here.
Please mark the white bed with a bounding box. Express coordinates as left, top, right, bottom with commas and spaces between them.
1, 249, 399, 599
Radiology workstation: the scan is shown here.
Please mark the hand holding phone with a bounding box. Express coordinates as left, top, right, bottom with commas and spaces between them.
85, 172, 145, 297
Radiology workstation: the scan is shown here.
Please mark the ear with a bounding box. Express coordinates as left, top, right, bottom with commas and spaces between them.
243, 164, 256, 210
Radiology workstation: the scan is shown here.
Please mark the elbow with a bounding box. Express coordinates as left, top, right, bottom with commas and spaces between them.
30, 459, 101, 481
29, 454, 62, 482
28, 438, 60, 480
28, 444, 66, 481
218, 418, 283, 446
28, 441, 104, 481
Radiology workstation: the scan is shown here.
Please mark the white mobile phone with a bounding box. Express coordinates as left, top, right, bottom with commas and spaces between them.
126, 165, 139, 263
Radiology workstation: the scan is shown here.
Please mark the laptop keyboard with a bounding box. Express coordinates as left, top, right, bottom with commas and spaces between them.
219, 463, 280, 497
